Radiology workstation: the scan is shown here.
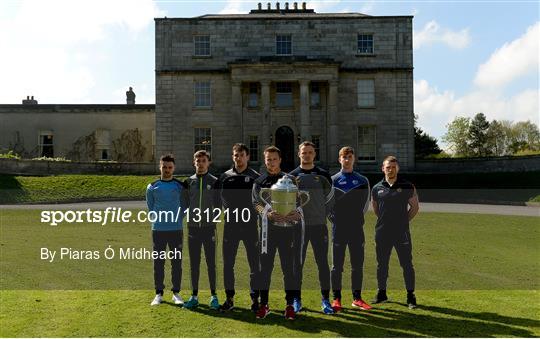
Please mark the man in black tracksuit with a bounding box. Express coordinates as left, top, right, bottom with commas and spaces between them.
371, 155, 419, 309
289, 141, 335, 314
330, 146, 372, 312
183, 150, 221, 310
217, 143, 260, 312
252, 146, 302, 320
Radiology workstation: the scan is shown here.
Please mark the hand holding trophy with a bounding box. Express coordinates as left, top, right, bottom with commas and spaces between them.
259, 176, 310, 226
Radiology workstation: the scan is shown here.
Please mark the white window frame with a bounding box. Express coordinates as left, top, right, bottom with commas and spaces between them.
357, 34, 374, 54
276, 35, 292, 56
357, 125, 377, 162
248, 135, 259, 162
357, 79, 375, 108
194, 35, 211, 56
38, 130, 54, 158
193, 81, 212, 108
194, 127, 212, 153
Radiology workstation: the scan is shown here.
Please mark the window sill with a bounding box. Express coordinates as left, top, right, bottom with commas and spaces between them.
193, 106, 213, 111
272, 106, 295, 110
192, 55, 212, 59
357, 106, 376, 109
355, 53, 376, 57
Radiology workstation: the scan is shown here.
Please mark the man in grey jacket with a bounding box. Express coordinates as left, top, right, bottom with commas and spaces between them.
289, 141, 335, 314
183, 150, 221, 310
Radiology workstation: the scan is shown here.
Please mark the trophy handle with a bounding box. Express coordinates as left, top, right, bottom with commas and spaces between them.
298, 190, 310, 208
259, 188, 272, 206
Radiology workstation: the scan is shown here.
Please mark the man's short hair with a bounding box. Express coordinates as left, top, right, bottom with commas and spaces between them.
232, 143, 249, 156
339, 146, 355, 157
160, 154, 175, 164
193, 150, 211, 161
383, 155, 399, 164
263, 146, 281, 158
298, 141, 316, 150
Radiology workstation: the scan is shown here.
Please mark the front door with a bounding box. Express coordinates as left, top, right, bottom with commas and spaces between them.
275, 126, 295, 172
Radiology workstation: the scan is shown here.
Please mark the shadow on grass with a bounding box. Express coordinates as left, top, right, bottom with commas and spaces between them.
0, 175, 27, 204
183, 301, 539, 337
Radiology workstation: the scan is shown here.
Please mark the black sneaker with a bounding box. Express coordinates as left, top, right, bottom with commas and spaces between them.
251, 300, 259, 313
407, 293, 417, 309
219, 298, 234, 312
372, 290, 388, 304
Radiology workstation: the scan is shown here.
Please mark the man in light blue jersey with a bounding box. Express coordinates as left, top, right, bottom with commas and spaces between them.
146, 154, 188, 306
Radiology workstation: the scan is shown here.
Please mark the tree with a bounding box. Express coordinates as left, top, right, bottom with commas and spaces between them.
510, 120, 540, 153
468, 113, 491, 156
414, 115, 442, 158
486, 120, 509, 156
442, 116, 471, 156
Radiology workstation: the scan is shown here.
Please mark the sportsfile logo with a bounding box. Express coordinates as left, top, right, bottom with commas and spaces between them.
40, 207, 252, 226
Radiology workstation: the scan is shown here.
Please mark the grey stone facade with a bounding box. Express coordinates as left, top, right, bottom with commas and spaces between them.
155, 6, 414, 172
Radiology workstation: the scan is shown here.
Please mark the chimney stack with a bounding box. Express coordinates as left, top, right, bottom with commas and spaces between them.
302, 2, 306, 10
276, 2, 280, 10
258, 2, 262, 10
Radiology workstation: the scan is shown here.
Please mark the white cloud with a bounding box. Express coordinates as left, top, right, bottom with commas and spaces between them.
415, 80, 539, 142
474, 22, 539, 89
219, 0, 248, 14
0, 0, 163, 103
307, 0, 340, 13
414, 20, 471, 50
415, 22, 540, 142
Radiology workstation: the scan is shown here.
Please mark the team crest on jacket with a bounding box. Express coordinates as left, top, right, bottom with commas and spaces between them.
397, 188, 402, 192
353, 180, 358, 185
207, 184, 212, 190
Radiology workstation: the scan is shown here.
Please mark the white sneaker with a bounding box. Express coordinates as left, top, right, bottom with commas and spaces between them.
172, 293, 184, 305
150, 294, 163, 306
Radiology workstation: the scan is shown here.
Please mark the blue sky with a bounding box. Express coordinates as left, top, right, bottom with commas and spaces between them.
0, 0, 538, 144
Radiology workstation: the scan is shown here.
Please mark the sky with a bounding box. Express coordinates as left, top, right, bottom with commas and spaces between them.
0, 0, 538, 144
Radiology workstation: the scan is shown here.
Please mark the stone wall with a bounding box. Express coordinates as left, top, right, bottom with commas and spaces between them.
0, 158, 157, 175
415, 155, 540, 173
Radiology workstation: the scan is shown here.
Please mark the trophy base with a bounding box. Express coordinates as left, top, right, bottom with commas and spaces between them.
273, 221, 296, 227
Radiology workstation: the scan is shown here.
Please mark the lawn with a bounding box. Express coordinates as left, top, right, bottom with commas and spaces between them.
0, 174, 164, 204
0, 210, 539, 337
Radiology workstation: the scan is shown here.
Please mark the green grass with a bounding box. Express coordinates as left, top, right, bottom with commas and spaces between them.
0, 175, 165, 204
1, 210, 539, 337
1, 290, 538, 337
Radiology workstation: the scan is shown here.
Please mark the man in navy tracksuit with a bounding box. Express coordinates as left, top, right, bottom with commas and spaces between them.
289, 141, 335, 314
217, 143, 260, 312
183, 150, 221, 310
252, 146, 302, 320
371, 155, 419, 309
330, 146, 372, 312
146, 154, 188, 306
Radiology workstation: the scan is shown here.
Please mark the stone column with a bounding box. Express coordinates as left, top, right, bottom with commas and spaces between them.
231, 80, 243, 142
328, 80, 339, 163
299, 80, 310, 142
261, 80, 271, 147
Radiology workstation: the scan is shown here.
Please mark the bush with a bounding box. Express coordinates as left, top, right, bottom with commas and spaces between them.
31, 156, 72, 162
0, 151, 21, 160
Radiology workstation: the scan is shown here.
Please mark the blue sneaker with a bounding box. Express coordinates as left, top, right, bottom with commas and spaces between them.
293, 298, 302, 313
184, 295, 199, 309
321, 298, 335, 314
209, 295, 220, 310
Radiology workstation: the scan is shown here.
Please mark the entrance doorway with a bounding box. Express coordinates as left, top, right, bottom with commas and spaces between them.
275, 126, 295, 172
